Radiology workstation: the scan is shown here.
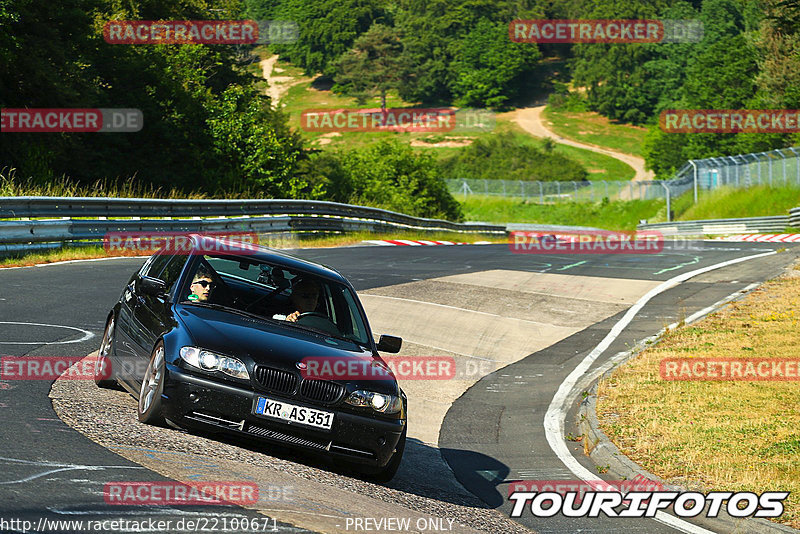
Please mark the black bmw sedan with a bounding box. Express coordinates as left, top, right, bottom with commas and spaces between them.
94, 235, 407, 482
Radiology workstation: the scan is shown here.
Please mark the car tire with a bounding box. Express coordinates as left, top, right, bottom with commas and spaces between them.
138, 341, 167, 426
94, 316, 118, 389
360, 427, 406, 484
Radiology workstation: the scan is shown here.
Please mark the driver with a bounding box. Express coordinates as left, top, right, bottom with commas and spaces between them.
283, 279, 320, 322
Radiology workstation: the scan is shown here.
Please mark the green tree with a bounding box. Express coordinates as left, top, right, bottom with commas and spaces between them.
569, 0, 675, 124
754, 0, 800, 110
0, 0, 306, 195
266, 0, 388, 76
332, 23, 405, 111
396, 0, 541, 107
451, 19, 541, 109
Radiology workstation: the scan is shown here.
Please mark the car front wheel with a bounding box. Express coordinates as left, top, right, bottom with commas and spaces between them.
138, 342, 166, 425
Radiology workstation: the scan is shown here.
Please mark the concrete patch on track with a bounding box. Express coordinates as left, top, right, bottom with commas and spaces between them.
360, 269, 662, 451
431, 270, 660, 305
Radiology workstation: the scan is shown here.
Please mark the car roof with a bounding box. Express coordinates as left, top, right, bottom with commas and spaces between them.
188, 234, 346, 282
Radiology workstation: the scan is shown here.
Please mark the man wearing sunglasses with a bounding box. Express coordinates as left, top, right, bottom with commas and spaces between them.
189, 269, 216, 302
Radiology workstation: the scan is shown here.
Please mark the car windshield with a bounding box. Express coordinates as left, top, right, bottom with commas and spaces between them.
179, 254, 370, 346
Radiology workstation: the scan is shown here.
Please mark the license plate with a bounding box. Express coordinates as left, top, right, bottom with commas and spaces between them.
254, 396, 334, 430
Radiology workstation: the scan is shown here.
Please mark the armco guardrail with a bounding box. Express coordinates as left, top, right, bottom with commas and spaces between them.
0, 196, 500, 233
0, 197, 506, 255
790, 207, 800, 228
638, 215, 791, 236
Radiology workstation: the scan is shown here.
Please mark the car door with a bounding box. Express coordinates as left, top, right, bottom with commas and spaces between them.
129, 254, 188, 389
116, 252, 171, 388
115, 255, 160, 382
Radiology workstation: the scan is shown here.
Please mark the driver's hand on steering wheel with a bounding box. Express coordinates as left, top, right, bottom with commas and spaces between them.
286, 311, 301, 322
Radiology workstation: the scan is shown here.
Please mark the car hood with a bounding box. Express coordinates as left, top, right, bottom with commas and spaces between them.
175, 304, 395, 386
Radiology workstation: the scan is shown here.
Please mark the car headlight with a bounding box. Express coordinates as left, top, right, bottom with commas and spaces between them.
344, 389, 402, 414
180, 346, 249, 380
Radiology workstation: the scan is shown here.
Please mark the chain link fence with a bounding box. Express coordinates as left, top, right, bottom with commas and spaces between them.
446, 177, 694, 203
670, 146, 800, 201
447, 146, 800, 207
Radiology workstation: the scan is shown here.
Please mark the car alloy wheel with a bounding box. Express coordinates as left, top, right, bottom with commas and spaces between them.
94, 317, 117, 388
138, 342, 166, 425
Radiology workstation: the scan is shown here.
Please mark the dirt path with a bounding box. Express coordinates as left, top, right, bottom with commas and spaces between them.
512, 105, 655, 182
259, 54, 306, 108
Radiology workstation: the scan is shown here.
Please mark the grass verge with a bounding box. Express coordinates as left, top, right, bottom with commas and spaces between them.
675, 186, 800, 221
542, 107, 647, 157
596, 264, 800, 528
460, 195, 663, 231
0, 231, 505, 268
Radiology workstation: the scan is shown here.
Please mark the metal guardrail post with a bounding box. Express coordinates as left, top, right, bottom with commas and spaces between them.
757, 153, 763, 184
690, 160, 698, 203
778, 150, 787, 185
790, 148, 800, 185
661, 182, 671, 222
729, 156, 739, 186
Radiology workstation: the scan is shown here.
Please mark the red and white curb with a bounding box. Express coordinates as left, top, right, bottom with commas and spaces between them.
362, 239, 492, 246
714, 234, 800, 243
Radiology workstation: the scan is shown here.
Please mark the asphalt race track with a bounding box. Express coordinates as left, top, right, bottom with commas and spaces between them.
0, 241, 797, 534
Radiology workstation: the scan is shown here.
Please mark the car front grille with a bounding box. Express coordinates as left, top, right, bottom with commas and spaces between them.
245, 423, 329, 451
300, 378, 344, 404
253, 366, 298, 394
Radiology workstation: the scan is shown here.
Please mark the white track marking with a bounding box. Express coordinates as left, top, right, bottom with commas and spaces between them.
362, 293, 564, 325
0, 321, 94, 345
0, 455, 143, 485
544, 251, 777, 534
0, 255, 141, 270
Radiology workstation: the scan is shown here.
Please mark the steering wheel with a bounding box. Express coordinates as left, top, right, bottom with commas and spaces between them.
297, 312, 328, 320
295, 312, 338, 334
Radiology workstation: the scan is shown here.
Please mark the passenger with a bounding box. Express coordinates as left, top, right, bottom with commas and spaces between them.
188, 268, 215, 302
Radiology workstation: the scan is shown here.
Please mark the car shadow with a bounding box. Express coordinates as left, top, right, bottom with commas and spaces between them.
184, 425, 507, 509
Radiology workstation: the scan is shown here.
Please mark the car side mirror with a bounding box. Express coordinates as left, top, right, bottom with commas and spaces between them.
376, 334, 402, 353
139, 276, 167, 297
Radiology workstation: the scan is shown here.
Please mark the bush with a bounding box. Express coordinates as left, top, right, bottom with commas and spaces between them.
548, 83, 588, 112
438, 132, 588, 182
296, 141, 463, 221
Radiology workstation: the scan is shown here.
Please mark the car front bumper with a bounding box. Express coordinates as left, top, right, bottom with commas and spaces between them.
162, 364, 406, 467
